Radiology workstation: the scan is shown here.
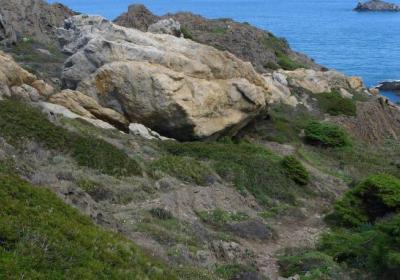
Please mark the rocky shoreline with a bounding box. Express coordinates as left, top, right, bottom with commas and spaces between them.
1, 1, 400, 280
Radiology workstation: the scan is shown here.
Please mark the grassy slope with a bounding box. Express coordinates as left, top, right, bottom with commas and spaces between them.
0, 164, 177, 280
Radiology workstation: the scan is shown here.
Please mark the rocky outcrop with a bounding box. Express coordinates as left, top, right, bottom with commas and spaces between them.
58, 15, 270, 140
49, 90, 129, 130
0, 50, 52, 100
114, 5, 322, 73
282, 69, 365, 94
354, 0, 400, 11
0, 0, 75, 45
377, 80, 400, 91
148, 18, 182, 37
332, 97, 400, 143
113, 4, 158, 32
129, 123, 171, 140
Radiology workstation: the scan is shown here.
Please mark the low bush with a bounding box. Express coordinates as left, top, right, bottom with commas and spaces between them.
197, 209, 249, 226
0, 172, 176, 279
315, 90, 357, 117
215, 264, 256, 279
276, 51, 304, 70
327, 174, 400, 227
159, 141, 305, 206
320, 215, 400, 279
298, 174, 400, 279
281, 156, 310, 186
0, 100, 141, 177
180, 27, 193, 39
304, 121, 350, 148
278, 249, 348, 279
150, 208, 173, 220
149, 155, 213, 185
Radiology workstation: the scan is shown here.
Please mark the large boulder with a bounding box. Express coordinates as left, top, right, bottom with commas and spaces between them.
57, 15, 270, 140
114, 5, 322, 73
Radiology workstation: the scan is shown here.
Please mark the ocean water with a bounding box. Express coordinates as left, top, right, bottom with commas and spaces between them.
50, 0, 400, 102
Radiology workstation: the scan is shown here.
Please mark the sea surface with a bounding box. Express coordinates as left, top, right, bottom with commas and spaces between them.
50, 0, 400, 102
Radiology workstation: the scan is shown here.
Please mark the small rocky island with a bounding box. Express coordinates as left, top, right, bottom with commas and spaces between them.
354, 0, 400, 11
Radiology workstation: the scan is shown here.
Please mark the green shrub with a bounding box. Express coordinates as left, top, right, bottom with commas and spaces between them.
310, 174, 400, 278
264, 61, 280, 70
0, 100, 141, 177
327, 174, 400, 227
149, 155, 212, 185
215, 264, 256, 279
254, 103, 316, 144
211, 26, 227, 34
150, 208, 173, 220
320, 215, 400, 279
197, 209, 249, 226
180, 27, 193, 39
159, 141, 305, 206
0, 173, 177, 279
281, 156, 310, 185
315, 91, 357, 116
276, 51, 304, 70
278, 249, 348, 279
305, 121, 350, 148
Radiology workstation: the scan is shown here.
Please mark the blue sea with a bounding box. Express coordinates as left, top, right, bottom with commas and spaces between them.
50, 0, 400, 103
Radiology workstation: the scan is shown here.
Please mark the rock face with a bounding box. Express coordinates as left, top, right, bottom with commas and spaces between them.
114, 5, 322, 73
49, 90, 129, 130
0, 50, 52, 101
113, 4, 158, 32
148, 18, 182, 37
332, 97, 400, 143
354, 0, 400, 11
58, 15, 270, 140
377, 80, 400, 91
282, 69, 365, 94
0, 0, 75, 45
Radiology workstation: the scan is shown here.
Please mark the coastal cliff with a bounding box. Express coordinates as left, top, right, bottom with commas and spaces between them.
0, 1, 400, 280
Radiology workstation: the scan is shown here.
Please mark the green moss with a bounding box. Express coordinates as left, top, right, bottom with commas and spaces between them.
148, 155, 213, 185
0, 172, 177, 280
175, 267, 218, 280
159, 141, 306, 206
327, 174, 400, 227
281, 156, 310, 186
0, 100, 141, 177
197, 209, 249, 227
315, 91, 357, 116
305, 121, 351, 148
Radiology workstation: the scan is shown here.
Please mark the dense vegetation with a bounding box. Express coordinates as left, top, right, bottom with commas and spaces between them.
158, 140, 310, 206
315, 90, 357, 116
304, 121, 351, 148
280, 174, 400, 279
0, 162, 177, 280
0, 100, 141, 177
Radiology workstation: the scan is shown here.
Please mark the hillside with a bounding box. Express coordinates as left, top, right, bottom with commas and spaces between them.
0, 2, 400, 280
